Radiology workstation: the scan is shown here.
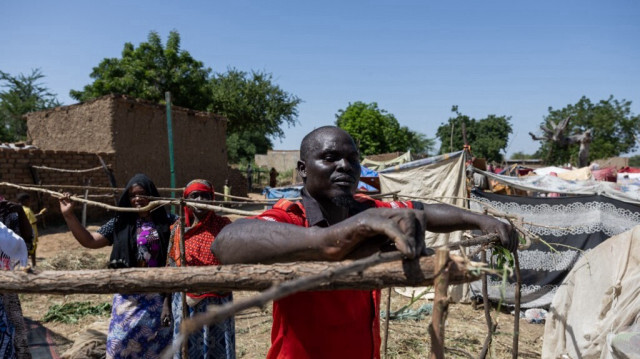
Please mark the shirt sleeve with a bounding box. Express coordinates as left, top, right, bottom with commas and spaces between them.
97, 217, 117, 243
372, 199, 415, 209
23, 207, 37, 225
251, 208, 296, 224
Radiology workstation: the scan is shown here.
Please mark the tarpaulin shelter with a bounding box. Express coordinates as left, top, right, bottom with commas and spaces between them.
542, 225, 640, 358
378, 150, 469, 301
361, 151, 412, 171
379, 151, 466, 247
469, 189, 640, 308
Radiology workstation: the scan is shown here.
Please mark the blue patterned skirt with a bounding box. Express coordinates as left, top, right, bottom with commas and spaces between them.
171, 293, 235, 359
106, 293, 173, 359
0, 296, 15, 358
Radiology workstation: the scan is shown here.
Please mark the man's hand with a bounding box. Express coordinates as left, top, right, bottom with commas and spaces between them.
474, 216, 519, 252
321, 208, 427, 260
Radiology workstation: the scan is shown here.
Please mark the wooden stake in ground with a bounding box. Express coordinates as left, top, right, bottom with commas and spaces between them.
429, 247, 450, 359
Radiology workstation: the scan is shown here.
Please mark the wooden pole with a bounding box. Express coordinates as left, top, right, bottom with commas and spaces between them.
382, 287, 392, 358
0, 253, 480, 295
81, 178, 90, 227
512, 251, 522, 359
429, 247, 450, 359
478, 250, 496, 359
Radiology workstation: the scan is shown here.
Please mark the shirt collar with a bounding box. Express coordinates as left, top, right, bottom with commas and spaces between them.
300, 188, 371, 227
300, 189, 329, 227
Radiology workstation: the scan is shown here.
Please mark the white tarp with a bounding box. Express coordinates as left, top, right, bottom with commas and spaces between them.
379, 152, 468, 302
479, 169, 640, 205
542, 225, 640, 359
379, 152, 466, 247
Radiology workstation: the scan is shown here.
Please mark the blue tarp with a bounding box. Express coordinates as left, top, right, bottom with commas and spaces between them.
361, 165, 378, 178
262, 186, 302, 199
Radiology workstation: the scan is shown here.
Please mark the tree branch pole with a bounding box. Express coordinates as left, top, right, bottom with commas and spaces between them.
383, 287, 392, 359
477, 250, 496, 359
512, 251, 522, 359
428, 248, 450, 359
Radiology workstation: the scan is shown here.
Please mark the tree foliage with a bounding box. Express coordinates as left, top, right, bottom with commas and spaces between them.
335, 101, 434, 157
510, 151, 537, 160
435, 106, 512, 163
209, 69, 301, 164
532, 96, 640, 165
70, 31, 302, 164
70, 31, 212, 110
0, 69, 61, 142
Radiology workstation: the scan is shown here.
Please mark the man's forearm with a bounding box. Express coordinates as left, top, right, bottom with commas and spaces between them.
213, 219, 329, 264
422, 203, 482, 233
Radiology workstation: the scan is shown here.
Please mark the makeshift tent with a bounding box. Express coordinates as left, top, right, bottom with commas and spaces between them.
379, 150, 468, 301
379, 151, 466, 248
542, 225, 640, 358
469, 190, 640, 308
477, 169, 640, 205
361, 151, 412, 171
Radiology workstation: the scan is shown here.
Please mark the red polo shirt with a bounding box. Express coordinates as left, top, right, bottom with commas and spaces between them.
254, 191, 416, 359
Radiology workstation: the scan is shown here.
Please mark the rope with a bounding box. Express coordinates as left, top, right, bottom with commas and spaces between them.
30, 165, 106, 173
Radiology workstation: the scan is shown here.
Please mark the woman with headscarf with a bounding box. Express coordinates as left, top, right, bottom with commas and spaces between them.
163, 179, 235, 359
59, 173, 175, 359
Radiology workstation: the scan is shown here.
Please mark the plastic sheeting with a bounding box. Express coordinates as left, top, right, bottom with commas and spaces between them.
379, 152, 466, 247
361, 151, 412, 171
262, 186, 302, 200
478, 169, 640, 205
542, 225, 640, 359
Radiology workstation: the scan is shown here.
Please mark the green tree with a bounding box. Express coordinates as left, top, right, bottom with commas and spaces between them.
70, 31, 212, 111
209, 69, 301, 163
435, 106, 512, 163
335, 101, 433, 156
629, 155, 640, 168
0, 69, 61, 142
533, 96, 640, 165
70, 31, 302, 164
510, 151, 537, 160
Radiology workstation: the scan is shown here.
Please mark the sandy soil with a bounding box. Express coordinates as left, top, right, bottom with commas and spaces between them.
23, 220, 545, 358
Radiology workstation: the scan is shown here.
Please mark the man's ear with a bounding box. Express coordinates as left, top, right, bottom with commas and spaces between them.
297, 160, 307, 180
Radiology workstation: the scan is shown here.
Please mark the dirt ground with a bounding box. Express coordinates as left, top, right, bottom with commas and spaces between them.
22, 222, 545, 358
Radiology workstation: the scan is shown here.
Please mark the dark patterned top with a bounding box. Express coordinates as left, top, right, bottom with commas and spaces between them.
97, 214, 178, 268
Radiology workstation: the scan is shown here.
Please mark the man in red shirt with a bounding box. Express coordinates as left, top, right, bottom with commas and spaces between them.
213, 126, 517, 359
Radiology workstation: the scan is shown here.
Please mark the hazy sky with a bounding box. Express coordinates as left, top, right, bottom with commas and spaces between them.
2, 0, 638, 156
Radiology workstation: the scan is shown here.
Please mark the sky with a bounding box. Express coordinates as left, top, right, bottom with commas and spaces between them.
2, 0, 639, 157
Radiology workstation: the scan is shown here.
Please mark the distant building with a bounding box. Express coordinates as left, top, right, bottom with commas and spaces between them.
254, 149, 300, 173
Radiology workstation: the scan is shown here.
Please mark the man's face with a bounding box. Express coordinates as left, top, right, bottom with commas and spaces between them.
299, 129, 361, 204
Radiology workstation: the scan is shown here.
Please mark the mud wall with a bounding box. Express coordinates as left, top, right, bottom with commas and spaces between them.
25, 97, 116, 153
254, 150, 300, 173
110, 96, 228, 191
0, 148, 116, 223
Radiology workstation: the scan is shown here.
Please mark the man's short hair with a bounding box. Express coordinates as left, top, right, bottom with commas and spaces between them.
16, 192, 30, 203
299, 126, 357, 162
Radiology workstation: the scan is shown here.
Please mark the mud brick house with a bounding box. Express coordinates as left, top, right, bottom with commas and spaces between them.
25, 94, 235, 191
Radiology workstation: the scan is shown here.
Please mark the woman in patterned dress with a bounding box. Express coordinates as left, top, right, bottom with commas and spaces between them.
60, 173, 175, 359
162, 179, 235, 359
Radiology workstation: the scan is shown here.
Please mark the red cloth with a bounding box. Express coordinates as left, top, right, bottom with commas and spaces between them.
254, 194, 414, 359
183, 181, 215, 227
169, 211, 231, 298
619, 167, 640, 173
592, 167, 617, 182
